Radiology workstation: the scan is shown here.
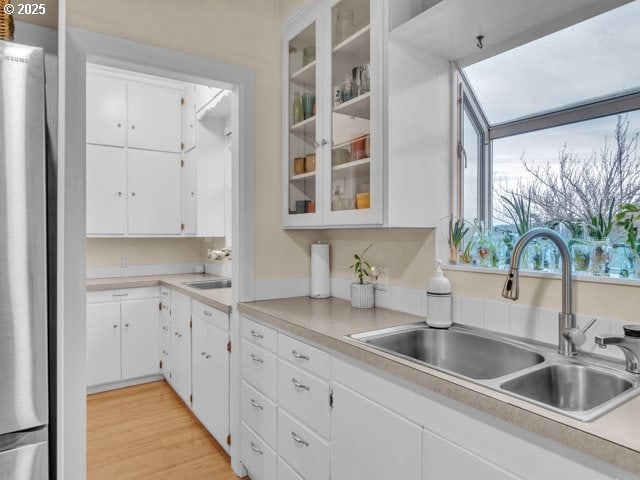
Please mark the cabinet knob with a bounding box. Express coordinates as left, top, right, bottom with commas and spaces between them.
190, 124, 194, 128
190, 191, 195, 196
131, 125, 136, 130
113, 324, 118, 329
125, 323, 130, 328
131, 192, 136, 197
117, 191, 123, 197
117, 123, 121, 128
321, 139, 328, 146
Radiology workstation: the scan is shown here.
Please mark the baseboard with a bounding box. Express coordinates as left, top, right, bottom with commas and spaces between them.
87, 374, 164, 394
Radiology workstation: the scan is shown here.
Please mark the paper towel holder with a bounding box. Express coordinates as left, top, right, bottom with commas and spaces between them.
310, 241, 331, 299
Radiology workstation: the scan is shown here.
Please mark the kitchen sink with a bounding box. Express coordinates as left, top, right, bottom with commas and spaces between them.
348, 325, 544, 380
183, 279, 232, 290
347, 324, 640, 421
501, 364, 634, 413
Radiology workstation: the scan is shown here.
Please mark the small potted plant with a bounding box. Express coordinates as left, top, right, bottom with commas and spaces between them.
448, 215, 469, 264
615, 203, 640, 277
349, 244, 375, 309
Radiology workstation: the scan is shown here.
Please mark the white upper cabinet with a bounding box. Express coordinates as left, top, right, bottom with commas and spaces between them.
182, 84, 197, 152
86, 144, 127, 235
128, 83, 182, 153
182, 149, 198, 235
86, 73, 127, 147
195, 85, 223, 112
283, 0, 384, 228
128, 149, 182, 235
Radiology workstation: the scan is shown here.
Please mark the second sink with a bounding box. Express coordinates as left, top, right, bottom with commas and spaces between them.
501, 364, 634, 412
348, 325, 544, 380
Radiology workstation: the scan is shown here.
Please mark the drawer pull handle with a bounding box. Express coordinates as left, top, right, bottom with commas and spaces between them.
162, 305, 169, 310
250, 354, 264, 364
291, 349, 309, 361
249, 442, 263, 455
203, 311, 212, 316
250, 398, 263, 410
175, 332, 183, 338
201, 352, 211, 359
291, 431, 309, 447
162, 326, 169, 331
113, 324, 118, 329
113, 293, 129, 298
291, 378, 309, 391
162, 350, 168, 355
250, 329, 264, 339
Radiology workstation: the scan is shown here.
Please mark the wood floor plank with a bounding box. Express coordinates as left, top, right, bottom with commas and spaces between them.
87, 380, 242, 479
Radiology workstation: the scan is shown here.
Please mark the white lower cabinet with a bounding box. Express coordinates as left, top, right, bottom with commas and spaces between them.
277, 458, 304, 480
277, 409, 329, 480
242, 422, 277, 480
86, 302, 122, 386
121, 298, 161, 379
330, 381, 422, 480
86, 290, 160, 388
192, 314, 229, 448
422, 429, 519, 480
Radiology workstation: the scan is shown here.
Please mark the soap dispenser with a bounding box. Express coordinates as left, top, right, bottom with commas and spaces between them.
426, 260, 452, 328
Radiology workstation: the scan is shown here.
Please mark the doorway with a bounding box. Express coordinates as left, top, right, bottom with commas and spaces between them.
60, 28, 254, 478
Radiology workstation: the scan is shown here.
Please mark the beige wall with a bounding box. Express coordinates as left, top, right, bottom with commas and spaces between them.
86, 238, 207, 267
13, 0, 58, 29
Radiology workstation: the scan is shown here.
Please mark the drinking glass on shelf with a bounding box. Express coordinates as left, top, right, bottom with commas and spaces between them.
353, 66, 363, 97
302, 92, 315, 119
335, 9, 355, 44
362, 63, 371, 93
341, 73, 353, 102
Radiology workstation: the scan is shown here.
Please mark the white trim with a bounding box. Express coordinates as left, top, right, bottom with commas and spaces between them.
62, 27, 255, 478
87, 63, 187, 90
86, 375, 164, 395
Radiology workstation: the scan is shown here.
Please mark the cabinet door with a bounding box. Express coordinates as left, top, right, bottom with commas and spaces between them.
128, 149, 182, 235
330, 382, 422, 480
172, 307, 192, 405
324, 0, 383, 226
423, 429, 520, 480
86, 145, 127, 235
182, 149, 197, 235
182, 84, 197, 152
127, 83, 182, 153
86, 73, 126, 147
86, 303, 121, 386
195, 117, 225, 237
121, 298, 160, 379
192, 317, 230, 447
283, 5, 324, 227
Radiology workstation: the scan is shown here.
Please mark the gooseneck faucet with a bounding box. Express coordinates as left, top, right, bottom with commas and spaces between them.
502, 227, 589, 357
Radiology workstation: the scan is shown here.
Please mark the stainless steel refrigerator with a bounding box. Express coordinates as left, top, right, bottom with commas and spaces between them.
0, 40, 49, 479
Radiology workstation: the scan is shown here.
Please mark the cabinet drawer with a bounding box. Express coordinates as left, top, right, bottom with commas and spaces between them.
193, 299, 229, 331
160, 287, 171, 302
160, 321, 171, 347
278, 333, 330, 380
171, 290, 191, 313
278, 360, 330, 439
278, 458, 304, 480
242, 340, 277, 400
241, 422, 276, 480
87, 287, 159, 304
242, 381, 277, 447
278, 409, 329, 480
243, 316, 277, 353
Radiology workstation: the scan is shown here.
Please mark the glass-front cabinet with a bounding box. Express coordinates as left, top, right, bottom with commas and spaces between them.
283, 0, 383, 228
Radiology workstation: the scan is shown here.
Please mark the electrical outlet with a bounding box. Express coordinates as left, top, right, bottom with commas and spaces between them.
121, 256, 129, 268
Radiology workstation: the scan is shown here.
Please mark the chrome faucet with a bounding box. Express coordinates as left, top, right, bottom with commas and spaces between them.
502, 227, 590, 357
595, 326, 640, 374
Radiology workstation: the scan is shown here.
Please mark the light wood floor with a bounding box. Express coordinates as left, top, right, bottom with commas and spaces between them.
87, 380, 242, 480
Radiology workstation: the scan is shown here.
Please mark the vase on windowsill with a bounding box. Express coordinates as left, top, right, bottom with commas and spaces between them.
590, 238, 611, 276
351, 282, 374, 309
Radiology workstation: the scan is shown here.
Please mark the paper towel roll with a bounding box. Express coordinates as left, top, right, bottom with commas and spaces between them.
310, 242, 331, 298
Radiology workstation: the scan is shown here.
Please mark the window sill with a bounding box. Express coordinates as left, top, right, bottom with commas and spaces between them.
442, 263, 640, 287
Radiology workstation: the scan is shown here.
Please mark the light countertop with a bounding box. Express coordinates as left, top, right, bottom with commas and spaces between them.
87, 273, 232, 313
238, 296, 640, 476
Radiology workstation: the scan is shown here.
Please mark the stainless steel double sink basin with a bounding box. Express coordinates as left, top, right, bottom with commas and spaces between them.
183, 278, 232, 290
347, 324, 640, 421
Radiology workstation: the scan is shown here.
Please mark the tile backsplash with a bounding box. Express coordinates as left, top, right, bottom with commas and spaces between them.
86, 262, 202, 279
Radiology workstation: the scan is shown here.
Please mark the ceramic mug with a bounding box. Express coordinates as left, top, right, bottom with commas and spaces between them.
305, 153, 316, 172
294, 157, 305, 175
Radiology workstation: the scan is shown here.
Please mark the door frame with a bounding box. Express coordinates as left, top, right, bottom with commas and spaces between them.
59, 27, 254, 478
